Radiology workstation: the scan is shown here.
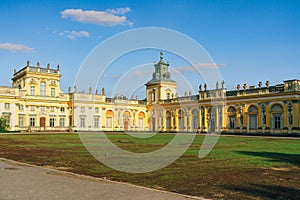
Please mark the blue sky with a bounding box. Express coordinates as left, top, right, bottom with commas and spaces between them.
0, 0, 299, 98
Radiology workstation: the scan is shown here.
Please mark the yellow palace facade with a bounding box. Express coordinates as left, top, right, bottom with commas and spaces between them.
0, 53, 299, 135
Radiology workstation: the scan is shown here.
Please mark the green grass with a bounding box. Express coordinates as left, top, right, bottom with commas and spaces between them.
0, 133, 299, 199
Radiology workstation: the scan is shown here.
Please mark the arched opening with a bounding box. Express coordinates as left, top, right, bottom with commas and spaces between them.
271, 104, 283, 129
248, 105, 258, 130
192, 109, 199, 129
227, 106, 236, 129
106, 110, 114, 129
178, 110, 184, 129
166, 111, 171, 129
123, 111, 130, 130
138, 112, 145, 128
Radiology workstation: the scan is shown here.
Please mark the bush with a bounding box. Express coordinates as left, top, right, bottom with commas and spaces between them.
0, 117, 8, 131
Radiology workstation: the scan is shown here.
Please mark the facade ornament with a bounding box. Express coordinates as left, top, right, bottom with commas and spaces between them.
47, 63, 50, 69
171, 93, 174, 99
237, 84, 240, 91
37, 62, 40, 68
14, 69, 16, 74
204, 83, 207, 91
258, 81, 262, 88
199, 84, 202, 91
189, 91, 192, 96
136, 95, 138, 100
95, 89, 98, 94
243, 84, 247, 91
216, 81, 219, 89
68, 87, 71, 93
131, 95, 134, 100
102, 88, 106, 95
221, 80, 225, 89
57, 64, 60, 70
184, 91, 187, 96
266, 81, 270, 88
26, 60, 30, 66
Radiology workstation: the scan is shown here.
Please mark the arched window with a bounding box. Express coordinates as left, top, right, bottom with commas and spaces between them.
166, 111, 171, 129
178, 110, 184, 129
248, 105, 258, 130
106, 110, 114, 128
271, 104, 283, 129
192, 109, 199, 129
40, 82, 46, 96
138, 112, 145, 128
227, 106, 236, 129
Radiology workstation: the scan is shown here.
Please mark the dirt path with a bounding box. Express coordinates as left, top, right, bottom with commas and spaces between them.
0, 158, 206, 200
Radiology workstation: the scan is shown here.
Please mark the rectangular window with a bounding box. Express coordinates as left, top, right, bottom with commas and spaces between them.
40, 107, 45, 111
95, 107, 99, 113
80, 117, 86, 127
18, 116, 24, 126
228, 115, 236, 129
106, 117, 112, 128
4, 103, 10, 109
19, 105, 24, 111
94, 117, 99, 127
50, 107, 55, 112
30, 117, 35, 127
80, 107, 85, 113
274, 115, 282, 129
167, 93, 170, 99
30, 106, 35, 111
139, 118, 144, 128
30, 86, 35, 96
51, 88, 55, 97
59, 118, 65, 127
60, 107, 65, 112
40, 82, 46, 96
50, 118, 55, 127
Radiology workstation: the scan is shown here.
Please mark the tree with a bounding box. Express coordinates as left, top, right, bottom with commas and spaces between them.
0, 117, 8, 131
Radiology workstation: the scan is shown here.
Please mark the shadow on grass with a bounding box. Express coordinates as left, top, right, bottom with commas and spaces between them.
223, 183, 300, 199
235, 151, 300, 166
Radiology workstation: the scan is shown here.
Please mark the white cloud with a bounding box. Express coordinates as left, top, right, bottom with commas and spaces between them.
60, 8, 132, 26
106, 7, 131, 15
0, 43, 33, 52
59, 30, 90, 40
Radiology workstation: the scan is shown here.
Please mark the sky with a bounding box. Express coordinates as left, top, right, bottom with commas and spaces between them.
0, 0, 299, 98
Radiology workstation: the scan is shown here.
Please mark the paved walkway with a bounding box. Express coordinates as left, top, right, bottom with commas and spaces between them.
0, 158, 205, 200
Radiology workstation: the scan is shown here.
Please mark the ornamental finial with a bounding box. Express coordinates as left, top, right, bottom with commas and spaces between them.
160, 51, 163, 61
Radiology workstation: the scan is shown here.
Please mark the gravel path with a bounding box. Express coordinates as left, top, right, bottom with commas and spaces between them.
0, 158, 206, 200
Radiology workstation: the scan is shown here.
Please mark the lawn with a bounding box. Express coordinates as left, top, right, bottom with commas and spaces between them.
0, 132, 299, 199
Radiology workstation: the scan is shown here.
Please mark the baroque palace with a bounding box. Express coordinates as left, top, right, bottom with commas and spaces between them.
0, 52, 299, 134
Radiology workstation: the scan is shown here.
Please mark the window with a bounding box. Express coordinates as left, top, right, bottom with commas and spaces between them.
166, 111, 171, 129
229, 115, 236, 129
80, 117, 86, 127
167, 93, 170, 99
106, 117, 112, 128
60, 107, 65, 112
40, 107, 45, 111
18, 116, 24, 126
40, 82, 46, 96
178, 110, 184, 129
30, 106, 35, 111
249, 114, 257, 129
50, 88, 55, 97
19, 105, 24, 111
94, 117, 99, 128
50, 107, 55, 112
139, 118, 144, 128
3, 116, 10, 126
59, 118, 65, 127
80, 107, 85, 113
4, 103, 10, 109
192, 109, 199, 129
29, 117, 35, 127
50, 118, 55, 127
273, 114, 282, 129
95, 107, 99, 113
30, 86, 35, 96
